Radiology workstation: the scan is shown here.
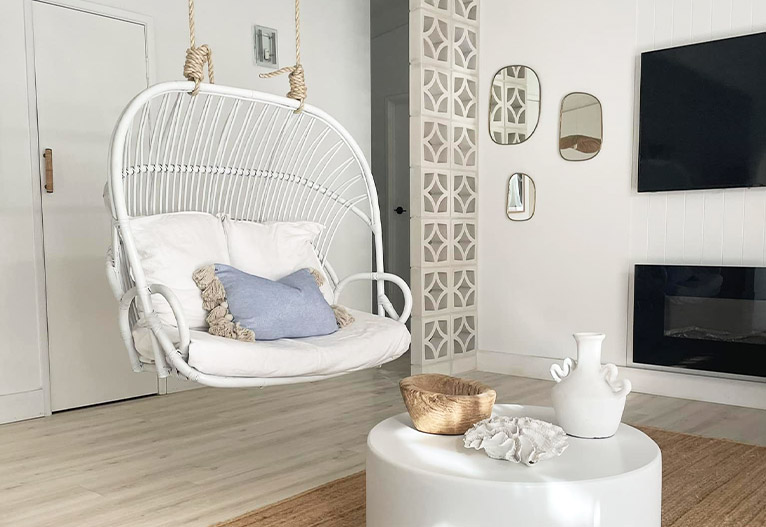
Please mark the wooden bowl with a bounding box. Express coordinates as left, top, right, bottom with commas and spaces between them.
399, 374, 496, 435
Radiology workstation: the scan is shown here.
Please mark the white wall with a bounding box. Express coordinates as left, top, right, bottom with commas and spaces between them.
478, 0, 635, 365
478, 0, 766, 404
0, 0, 371, 422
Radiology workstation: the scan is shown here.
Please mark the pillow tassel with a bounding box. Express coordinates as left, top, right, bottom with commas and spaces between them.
310, 268, 352, 328
208, 319, 237, 339
308, 268, 325, 287
235, 324, 255, 342
206, 302, 231, 325
208, 319, 255, 343
192, 264, 217, 289
332, 304, 355, 328
201, 278, 226, 310
194, 265, 256, 342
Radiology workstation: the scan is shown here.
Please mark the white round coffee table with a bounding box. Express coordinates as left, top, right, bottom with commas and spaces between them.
367, 405, 661, 527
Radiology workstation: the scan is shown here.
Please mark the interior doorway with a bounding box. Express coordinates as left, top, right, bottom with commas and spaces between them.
29, 1, 157, 411
371, 0, 410, 321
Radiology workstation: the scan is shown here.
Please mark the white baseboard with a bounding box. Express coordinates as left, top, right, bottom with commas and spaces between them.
478, 350, 766, 410
411, 354, 477, 376
411, 361, 452, 375
0, 389, 45, 424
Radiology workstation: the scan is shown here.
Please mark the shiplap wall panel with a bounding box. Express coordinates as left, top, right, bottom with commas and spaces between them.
654, 1, 674, 46
711, 0, 733, 36
730, 0, 751, 29
742, 193, 766, 264
636, 0, 656, 47
632, 0, 766, 269
631, 195, 651, 262
683, 193, 704, 262
722, 191, 746, 263
646, 195, 667, 261
756, 1, 766, 25
665, 194, 686, 262
690, 0, 713, 41
672, 0, 693, 44
700, 192, 725, 263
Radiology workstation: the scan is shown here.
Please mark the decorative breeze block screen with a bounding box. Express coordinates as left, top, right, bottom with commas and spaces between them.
410, 0, 478, 369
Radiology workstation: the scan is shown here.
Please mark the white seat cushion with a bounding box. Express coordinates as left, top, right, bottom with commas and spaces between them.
133, 309, 410, 378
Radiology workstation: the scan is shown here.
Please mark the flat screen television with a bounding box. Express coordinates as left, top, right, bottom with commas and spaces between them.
638, 32, 766, 192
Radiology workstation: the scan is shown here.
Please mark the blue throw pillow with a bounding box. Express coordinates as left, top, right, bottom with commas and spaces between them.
212, 264, 339, 341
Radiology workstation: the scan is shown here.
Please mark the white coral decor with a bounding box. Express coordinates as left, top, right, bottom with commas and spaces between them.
463, 416, 569, 466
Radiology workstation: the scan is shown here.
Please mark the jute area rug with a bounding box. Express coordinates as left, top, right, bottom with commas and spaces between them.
216, 426, 766, 527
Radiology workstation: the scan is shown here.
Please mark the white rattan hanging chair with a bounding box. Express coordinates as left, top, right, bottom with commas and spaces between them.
105, 0, 411, 387
106, 80, 412, 387
107, 0, 412, 388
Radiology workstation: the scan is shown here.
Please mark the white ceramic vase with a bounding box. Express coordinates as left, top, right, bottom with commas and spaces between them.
550, 333, 632, 439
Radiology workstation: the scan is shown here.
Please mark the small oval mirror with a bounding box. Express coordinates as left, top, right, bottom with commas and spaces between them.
559, 92, 603, 161
489, 66, 541, 145
507, 173, 536, 221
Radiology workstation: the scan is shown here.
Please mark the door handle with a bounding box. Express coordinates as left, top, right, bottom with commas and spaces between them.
43, 148, 54, 193
394, 206, 407, 215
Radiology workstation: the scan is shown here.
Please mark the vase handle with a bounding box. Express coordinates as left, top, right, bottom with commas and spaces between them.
601, 363, 632, 398
550, 357, 574, 383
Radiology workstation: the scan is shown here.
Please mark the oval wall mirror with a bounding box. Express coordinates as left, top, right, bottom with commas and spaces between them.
489, 66, 541, 145
559, 92, 603, 161
506, 173, 536, 221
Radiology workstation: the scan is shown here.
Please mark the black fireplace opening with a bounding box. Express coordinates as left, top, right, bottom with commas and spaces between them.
633, 264, 766, 379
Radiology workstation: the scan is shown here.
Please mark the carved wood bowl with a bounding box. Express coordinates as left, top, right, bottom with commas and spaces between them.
399, 374, 497, 435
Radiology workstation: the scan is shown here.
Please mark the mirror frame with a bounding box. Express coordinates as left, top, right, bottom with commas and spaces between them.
488, 65, 542, 146
558, 91, 603, 162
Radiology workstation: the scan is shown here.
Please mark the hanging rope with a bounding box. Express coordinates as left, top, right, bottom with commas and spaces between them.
259, 0, 307, 113
184, 0, 214, 95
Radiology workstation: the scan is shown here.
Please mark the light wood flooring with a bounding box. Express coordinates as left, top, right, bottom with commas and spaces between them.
1, 356, 764, 527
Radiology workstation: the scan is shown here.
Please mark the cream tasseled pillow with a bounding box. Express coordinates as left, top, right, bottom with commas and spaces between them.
222, 218, 335, 304
129, 211, 229, 329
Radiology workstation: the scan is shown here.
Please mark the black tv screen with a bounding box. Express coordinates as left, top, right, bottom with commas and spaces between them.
638, 32, 766, 192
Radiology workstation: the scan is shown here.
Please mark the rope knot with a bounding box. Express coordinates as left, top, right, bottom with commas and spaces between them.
258, 0, 307, 113
184, 44, 214, 95
259, 63, 307, 113
287, 64, 307, 113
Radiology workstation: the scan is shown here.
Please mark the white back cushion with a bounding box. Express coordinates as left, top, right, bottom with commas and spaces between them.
130, 212, 229, 329
223, 219, 334, 304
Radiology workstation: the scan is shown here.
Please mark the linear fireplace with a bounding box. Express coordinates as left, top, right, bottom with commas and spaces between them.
633, 264, 766, 379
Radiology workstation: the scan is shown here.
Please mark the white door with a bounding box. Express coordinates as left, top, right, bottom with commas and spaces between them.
384, 95, 411, 317
32, 2, 157, 411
